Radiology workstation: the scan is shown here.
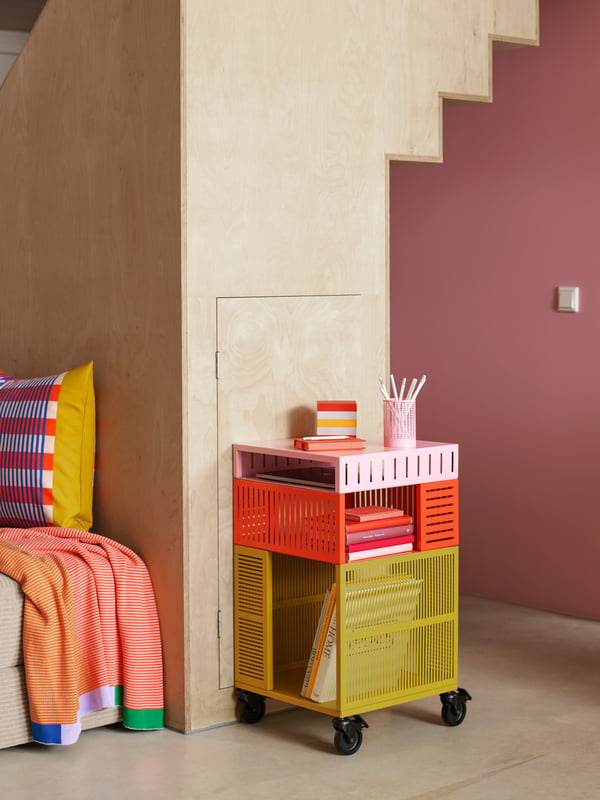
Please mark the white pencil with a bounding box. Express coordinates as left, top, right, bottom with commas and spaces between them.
405, 377, 417, 402
398, 377, 406, 401
379, 377, 390, 400
412, 374, 427, 401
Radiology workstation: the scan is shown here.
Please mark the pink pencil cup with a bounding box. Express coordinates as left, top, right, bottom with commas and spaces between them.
383, 399, 416, 448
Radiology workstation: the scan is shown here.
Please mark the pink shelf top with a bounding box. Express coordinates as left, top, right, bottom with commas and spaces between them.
233, 439, 458, 491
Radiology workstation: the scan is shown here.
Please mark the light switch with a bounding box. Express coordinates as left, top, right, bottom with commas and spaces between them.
557, 287, 580, 313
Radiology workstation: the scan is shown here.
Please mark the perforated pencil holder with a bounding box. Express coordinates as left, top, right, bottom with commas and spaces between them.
383, 399, 416, 448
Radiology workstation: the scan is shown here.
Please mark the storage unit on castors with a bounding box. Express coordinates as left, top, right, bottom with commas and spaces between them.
232, 439, 471, 754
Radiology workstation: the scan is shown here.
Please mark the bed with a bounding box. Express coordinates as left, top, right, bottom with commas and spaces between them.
0, 362, 163, 749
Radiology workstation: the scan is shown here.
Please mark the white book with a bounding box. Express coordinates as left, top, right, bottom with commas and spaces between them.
309, 601, 337, 703
300, 588, 330, 697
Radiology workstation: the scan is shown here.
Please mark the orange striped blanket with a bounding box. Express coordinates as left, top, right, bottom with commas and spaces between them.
0, 527, 163, 745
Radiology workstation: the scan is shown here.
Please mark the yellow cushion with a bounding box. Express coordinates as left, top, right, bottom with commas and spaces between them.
0, 362, 95, 530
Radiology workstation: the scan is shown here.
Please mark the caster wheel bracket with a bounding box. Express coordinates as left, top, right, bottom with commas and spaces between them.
440, 688, 472, 714
440, 688, 471, 727
332, 714, 369, 737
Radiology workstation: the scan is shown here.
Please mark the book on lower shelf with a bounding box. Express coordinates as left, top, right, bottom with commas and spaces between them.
302, 584, 337, 699
309, 597, 337, 704
300, 587, 331, 697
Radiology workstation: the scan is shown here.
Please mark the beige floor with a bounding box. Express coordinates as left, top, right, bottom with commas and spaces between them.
1, 595, 598, 800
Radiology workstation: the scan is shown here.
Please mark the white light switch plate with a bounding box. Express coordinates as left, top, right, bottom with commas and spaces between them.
557, 287, 579, 312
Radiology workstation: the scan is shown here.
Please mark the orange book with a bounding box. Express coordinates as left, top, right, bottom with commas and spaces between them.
345, 515, 412, 532
305, 584, 337, 699
300, 587, 331, 697
294, 436, 366, 451
345, 506, 405, 522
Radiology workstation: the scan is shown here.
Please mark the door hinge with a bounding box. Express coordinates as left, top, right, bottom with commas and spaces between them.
215, 350, 220, 379
217, 609, 222, 638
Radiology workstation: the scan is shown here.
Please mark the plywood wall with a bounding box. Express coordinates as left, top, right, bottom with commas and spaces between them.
183, 0, 389, 728
0, 0, 186, 729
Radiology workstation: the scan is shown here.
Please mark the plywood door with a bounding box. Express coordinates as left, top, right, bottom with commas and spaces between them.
216, 294, 365, 688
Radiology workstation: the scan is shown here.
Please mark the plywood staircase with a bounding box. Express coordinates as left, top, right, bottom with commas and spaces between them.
1, 0, 539, 165
384, 0, 539, 161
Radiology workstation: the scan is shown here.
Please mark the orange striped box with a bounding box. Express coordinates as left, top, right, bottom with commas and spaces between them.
317, 400, 357, 436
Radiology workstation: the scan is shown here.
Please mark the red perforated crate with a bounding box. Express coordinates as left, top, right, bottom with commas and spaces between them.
234, 478, 346, 563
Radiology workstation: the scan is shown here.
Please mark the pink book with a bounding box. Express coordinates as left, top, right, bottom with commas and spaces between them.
345, 515, 412, 533
346, 542, 414, 562
346, 533, 414, 553
345, 523, 414, 546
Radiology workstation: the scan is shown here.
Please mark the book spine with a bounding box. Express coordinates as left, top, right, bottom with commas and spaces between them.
346, 533, 414, 553
345, 524, 414, 546
309, 601, 337, 703
300, 588, 330, 697
345, 515, 412, 533
305, 584, 336, 699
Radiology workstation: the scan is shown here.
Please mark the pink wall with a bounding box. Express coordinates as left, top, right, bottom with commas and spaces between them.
390, 0, 600, 620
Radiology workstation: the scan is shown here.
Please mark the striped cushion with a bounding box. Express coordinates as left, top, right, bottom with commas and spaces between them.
0, 362, 95, 530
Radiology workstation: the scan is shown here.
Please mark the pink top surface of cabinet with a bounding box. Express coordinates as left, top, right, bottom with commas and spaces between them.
233, 439, 458, 493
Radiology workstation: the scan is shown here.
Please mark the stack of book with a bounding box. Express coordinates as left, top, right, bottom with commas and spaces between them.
345, 506, 414, 561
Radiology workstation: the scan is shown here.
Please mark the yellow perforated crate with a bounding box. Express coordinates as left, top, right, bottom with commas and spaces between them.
338, 549, 458, 713
234, 546, 459, 717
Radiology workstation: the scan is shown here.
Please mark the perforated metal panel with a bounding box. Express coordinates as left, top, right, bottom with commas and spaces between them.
234, 479, 346, 562
234, 547, 273, 690
337, 548, 458, 712
416, 480, 459, 550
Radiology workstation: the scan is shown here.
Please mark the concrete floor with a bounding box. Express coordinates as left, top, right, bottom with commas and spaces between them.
1, 595, 599, 800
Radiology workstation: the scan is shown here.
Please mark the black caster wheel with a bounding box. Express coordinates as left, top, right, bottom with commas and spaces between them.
235, 690, 265, 724
332, 715, 369, 755
334, 727, 363, 755
440, 688, 471, 727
